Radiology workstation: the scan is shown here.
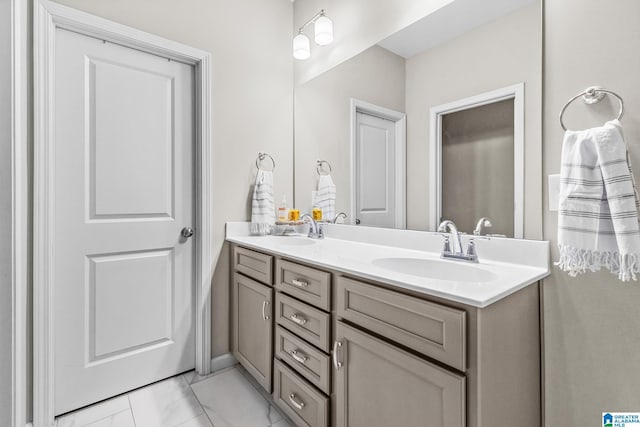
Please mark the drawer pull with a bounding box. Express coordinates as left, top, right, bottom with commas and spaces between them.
288, 393, 306, 410
290, 349, 308, 364
291, 278, 309, 288
290, 313, 308, 325
262, 301, 270, 321
332, 340, 343, 369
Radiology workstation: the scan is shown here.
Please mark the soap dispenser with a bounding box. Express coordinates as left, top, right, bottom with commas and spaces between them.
277, 194, 289, 222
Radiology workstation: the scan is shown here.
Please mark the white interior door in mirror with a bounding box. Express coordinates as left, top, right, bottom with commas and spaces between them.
53, 28, 195, 414
355, 112, 397, 228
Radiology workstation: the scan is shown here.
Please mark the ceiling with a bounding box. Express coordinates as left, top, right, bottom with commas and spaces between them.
378, 0, 537, 58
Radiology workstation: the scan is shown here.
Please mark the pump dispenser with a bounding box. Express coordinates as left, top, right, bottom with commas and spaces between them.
277, 194, 289, 222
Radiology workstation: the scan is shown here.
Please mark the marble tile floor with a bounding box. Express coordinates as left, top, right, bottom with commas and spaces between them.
55, 365, 294, 427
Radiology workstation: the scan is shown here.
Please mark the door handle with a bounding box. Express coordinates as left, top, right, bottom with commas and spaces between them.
261, 301, 270, 320
355, 218, 361, 225
290, 313, 307, 325
290, 279, 309, 288
290, 350, 308, 364
181, 227, 194, 238
332, 340, 343, 369
288, 393, 305, 410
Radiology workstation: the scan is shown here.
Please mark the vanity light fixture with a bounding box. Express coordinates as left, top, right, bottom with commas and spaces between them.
293, 9, 333, 60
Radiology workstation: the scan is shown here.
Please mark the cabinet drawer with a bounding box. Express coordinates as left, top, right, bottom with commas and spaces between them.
275, 259, 331, 311
336, 276, 467, 371
233, 246, 273, 285
275, 293, 331, 352
275, 326, 331, 394
273, 359, 329, 427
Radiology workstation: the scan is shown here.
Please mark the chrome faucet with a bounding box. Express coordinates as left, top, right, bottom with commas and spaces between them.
473, 217, 493, 236
437, 220, 478, 262
302, 213, 324, 239
437, 220, 463, 254
332, 212, 347, 224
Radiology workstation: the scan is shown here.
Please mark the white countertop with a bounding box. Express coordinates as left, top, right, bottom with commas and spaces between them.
226, 222, 550, 308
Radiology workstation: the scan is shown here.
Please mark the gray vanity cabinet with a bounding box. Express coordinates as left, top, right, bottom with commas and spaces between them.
230, 243, 541, 427
333, 275, 541, 427
232, 246, 274, 392
333, 321, 466, 427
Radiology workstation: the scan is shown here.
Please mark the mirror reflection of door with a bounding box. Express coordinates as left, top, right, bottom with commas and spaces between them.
355, 112, 397, 228
441, 99, 515, 237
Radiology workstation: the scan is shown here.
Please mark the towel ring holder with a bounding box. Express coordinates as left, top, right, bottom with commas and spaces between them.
559, 86, 624, 131
256, 152, 276, 171
316, 160, 332, 176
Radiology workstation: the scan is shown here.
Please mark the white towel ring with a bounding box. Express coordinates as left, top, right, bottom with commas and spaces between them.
559, 86, 624, 131
256, 152, 276, 171
316, 159, 332, 176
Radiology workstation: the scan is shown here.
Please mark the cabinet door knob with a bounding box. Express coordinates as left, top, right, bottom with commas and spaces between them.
261, 301, 270, 320
332, 340, 343, 369
288, 393, 305, 410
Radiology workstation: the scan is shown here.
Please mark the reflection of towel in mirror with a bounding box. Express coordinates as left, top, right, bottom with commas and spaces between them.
556, 120, 640, 281
250, 169, 275, 235
315, 174, 336, 220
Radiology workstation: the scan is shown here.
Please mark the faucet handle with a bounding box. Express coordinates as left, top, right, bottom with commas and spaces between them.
466, 239, 477, 258
442, 235, 451, 254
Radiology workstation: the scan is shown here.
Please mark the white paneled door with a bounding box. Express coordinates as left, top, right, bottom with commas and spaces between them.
355, 112, 397, 228
53, 28, 195, 415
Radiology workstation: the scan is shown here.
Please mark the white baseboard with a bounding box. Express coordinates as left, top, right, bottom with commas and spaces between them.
211, 353, 237, 372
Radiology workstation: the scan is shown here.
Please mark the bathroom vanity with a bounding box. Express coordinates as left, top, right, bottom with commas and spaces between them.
227, 223, 549, 427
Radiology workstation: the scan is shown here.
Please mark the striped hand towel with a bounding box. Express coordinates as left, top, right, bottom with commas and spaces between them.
250, 169, 275, 235
556, 120, 640, 281
315, 174, 336, 220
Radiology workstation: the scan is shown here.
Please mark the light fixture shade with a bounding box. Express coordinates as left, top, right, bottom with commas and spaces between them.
314, 15, 333, 46
293, 33, 311, 60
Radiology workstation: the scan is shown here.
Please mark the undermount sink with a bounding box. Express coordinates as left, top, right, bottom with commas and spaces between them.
372, 257, 497, 283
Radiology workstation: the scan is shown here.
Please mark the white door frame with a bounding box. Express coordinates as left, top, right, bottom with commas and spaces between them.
349, 98, 406, 229
32, 1, 213, 425
10, 0, 30, 426
428, 83, 524, 238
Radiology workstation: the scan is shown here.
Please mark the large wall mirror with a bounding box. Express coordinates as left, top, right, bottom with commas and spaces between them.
294, 0, 543, 238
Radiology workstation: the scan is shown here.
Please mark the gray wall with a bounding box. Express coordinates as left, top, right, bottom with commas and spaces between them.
1, 0, 13, 424
405, 2, 542, 238
542, 0, 640, 425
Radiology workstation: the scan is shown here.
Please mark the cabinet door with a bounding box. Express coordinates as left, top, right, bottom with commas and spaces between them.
334, 322, 465, 427
233, 273, 273, 391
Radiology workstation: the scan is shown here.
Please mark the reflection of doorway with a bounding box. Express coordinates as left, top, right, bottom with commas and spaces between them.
442, 99, 514, 236
350, 99, 406, 228
429, 83, 524, 237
